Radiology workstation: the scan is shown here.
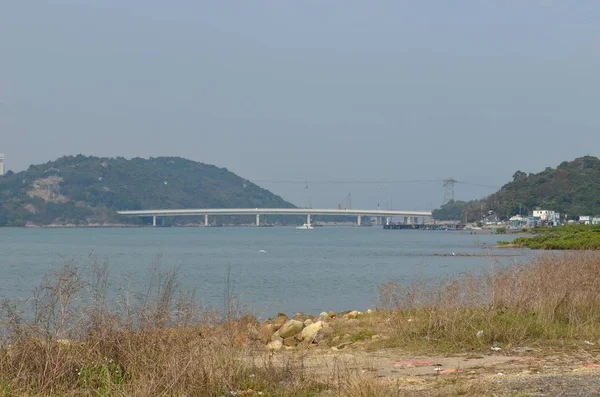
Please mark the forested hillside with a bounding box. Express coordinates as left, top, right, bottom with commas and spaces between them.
0, 155, 294, 226
433, 156, 600, 221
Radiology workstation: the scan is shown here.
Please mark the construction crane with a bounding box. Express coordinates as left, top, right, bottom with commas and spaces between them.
337, 193, 352, 210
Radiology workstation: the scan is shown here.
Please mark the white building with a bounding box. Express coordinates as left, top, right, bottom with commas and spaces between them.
0, 153, 4, 176
580, 215, 592, 225
592, 217, 600, 225
532, 209, 560, 222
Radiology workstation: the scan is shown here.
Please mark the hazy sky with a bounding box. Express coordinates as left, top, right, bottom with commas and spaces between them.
2, 1, 599, 209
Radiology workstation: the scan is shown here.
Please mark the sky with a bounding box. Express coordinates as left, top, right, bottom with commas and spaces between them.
1, 1, 599, 210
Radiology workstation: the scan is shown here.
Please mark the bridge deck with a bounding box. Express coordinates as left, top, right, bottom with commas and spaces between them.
117, 208, 432, 217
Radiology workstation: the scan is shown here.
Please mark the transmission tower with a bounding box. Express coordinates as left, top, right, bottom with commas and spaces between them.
442, 178, 457, 205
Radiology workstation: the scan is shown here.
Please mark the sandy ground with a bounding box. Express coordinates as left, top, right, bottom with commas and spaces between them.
252, 348, 600, 396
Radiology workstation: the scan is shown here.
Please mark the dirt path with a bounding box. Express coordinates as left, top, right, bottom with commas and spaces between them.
254, 348, 600, 396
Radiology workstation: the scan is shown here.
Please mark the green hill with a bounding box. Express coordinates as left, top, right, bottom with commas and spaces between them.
0, 155, 295, 226
434, 156, 600, 221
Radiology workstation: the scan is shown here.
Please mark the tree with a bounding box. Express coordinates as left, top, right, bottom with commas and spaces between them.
512, 170, 527, 181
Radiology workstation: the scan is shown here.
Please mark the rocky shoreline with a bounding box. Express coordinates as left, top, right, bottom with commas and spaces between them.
257, 309, 372, 351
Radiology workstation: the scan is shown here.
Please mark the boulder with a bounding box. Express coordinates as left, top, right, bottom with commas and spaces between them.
258, 324, 275, 344
283, 337, 298, 347
267, 339, 283, 351
345, 310, 359, 319
313, 326, 334, 344
271, 330, 282, 343
319, 312, 330, 321
298, 321, 323, 342
272, 314, 288, 331
328, 311, 337, 318
292, 313, 313, 322
278, 320, 304, 339
304, 319, 314, 326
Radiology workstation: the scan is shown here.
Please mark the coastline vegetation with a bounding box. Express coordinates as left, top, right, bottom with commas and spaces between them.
509, 224, 600, 250
1, 253, 600, 395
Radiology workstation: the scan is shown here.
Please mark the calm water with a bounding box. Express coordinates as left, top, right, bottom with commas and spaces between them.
0, 227, 529, 316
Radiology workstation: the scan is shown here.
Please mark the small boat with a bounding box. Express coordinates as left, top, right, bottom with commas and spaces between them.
296, 223, 314, 230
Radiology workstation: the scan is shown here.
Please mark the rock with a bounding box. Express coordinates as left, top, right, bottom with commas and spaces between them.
258, 324, 275, 344
345, 310, 359, 319
371, 334, 381, 340
267, 339, 283, 351
332, 336, 340, 344
271, 330, 282, 343
304, 319, 314, 326
319, 311, 330, 320
328, 311, 337, 318
292, 313, 313, 322
298, 321, 323, 342
278, 320, 304, 339
272, 314, 288, 331
313, 327, 334, 344
366, 309, 373, 314
283, 337, 298, 347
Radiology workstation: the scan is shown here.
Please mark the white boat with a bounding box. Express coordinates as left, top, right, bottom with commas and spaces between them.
296, 223, 314, 230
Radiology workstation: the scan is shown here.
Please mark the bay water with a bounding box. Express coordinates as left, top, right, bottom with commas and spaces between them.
0, 227, 529, 316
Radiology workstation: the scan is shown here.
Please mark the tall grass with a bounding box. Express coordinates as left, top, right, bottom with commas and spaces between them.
0, 257, 387, 396
377, 252, 600, 350
3, 252, 600, 395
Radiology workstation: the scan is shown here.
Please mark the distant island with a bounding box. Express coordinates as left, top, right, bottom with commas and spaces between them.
0, 155, 295, 227
433, 156, 600, 223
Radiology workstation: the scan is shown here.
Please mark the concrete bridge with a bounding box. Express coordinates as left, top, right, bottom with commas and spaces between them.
116, 208, 432, 227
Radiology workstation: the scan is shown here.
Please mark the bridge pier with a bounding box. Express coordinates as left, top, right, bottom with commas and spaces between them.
204, 214, 208, 226
307, 214, 311, 225
256, 214, 260, 226
357, 215, 362, 226
152, 216, 156, 227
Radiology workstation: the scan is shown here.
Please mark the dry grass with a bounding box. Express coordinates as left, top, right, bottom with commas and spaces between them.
0, 257, 393, 396
373, 252, 600, 351
2, 252, 600, 395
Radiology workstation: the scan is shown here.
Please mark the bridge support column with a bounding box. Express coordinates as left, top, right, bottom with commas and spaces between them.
204, 214, 208, 226
386, 217, 390, 226
152, 216, 156, 227
256, 214, 260, 226
307, 214, 311, 225
357, 215, 362, 226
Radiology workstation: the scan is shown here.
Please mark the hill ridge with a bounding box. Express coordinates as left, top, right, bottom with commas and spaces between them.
0, 155, 295, 226
433, 155, 600, 221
